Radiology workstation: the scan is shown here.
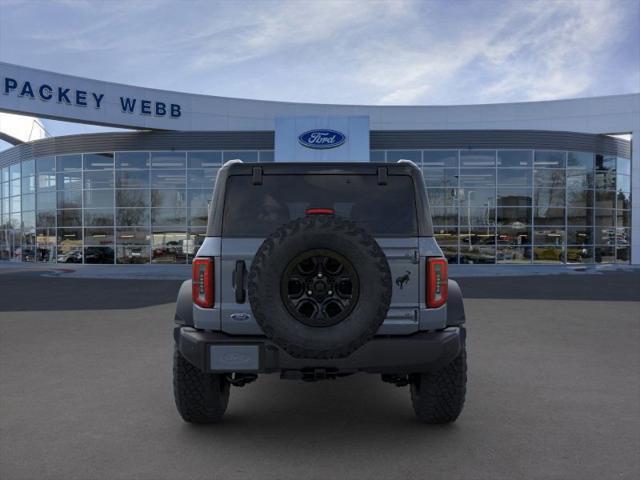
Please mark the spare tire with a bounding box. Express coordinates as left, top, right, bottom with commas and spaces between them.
248, 214, 392, 359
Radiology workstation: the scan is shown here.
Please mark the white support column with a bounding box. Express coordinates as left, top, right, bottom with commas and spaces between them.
631, 129, 639, 265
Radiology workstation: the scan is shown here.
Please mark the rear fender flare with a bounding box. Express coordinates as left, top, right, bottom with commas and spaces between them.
174, 280, 193, 327
446, 279, 465, 326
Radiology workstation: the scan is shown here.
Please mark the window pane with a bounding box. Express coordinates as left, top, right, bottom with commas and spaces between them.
187, 151, 222, 168
534, 206, 565, 225
534, 227, 565, 245
534, 151, 565, 168
84, 228, 114, 245
616, 174, 630, 194
594, 191, 616, 209
187, 168, 218, 188
117, 208, 150, 226
84, 208, 114, 226
567, 151, 594, 169
458, 188, 495, 207
566, 169, 593, 189
10, 178, 21, 196
57, 171, 82, 190
594, 226, 615, 244
594, 209, 615, 227
534, 169, 565, 187
259, 151, 274, 163
567, 208, 593, 226
151, 230, 187, 263
57, 209, 82, 227
22, 211, 36, 231
460, 244, 496, 264
84, 246, 114, 264
458, 168, 495, 187
116, 245, 150, 264
37, 191, 57, 210
36, 157, 55, 174
534, 188, 565, 208
57, 190, 82, 209
432, 226, 458, 246
370, 151, 385, 162
150, 151, 186, 169
84, 170, 114, 189
37, 173, 56, 191
151, 189, 186, 208
497, 169, 531, 186
616, 191, 631, 210
532, 246, 564, 263
423, 150, 458, 168
151, 208, 186, 226
426, 188, 457, 207
497, 207, 531, 225
116, 189, 150, 208
10, 195, 21, 212
460, 151, 495, 167
567, 227, 593, 245
497, 188, 532, 207
36, 210, 55, 228
151, 170, 186, 188
188, 208, 209, 226
459, 207, 495, 226
21, 159, 35, 176
57, 154, 82, 171
84, 190, 114, 209
616, 210, 631, 227
497, 150, 532, 167
22, 193, 35, 211
423, 168, 458, 188
115, 152, 149, 169
616, 157, 630, 176
567, 246, 593, 264
116, 170, 149, 188
615, 246, 629, 264
497, 225, 531, 245
83, 153, 114, 170
21, 177, 36, 194
188, 190, 212, 209
116, 227, 150, 245
497, 246, 532, 263
566, 188, 593, 208
430, 206, 458, 226
56, 243, 83, 263
595, 246, 615, 263
222, 151, 258, 163
596, 155, 616, 172
386, 150, 421, 164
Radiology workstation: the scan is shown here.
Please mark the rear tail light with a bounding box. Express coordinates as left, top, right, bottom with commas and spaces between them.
192, 258, 214, 308
305, 208, 335, 215
427, 258, 448, 308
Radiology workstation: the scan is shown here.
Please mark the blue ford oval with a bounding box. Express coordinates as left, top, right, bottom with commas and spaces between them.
298, 129, 346, 149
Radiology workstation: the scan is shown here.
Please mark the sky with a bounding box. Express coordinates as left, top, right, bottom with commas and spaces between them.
0, 0, 639, 143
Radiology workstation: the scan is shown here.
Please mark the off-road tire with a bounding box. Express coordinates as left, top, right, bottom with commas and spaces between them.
410, 341, 467, 424
173, 344, 230, 424
248, 214, 392, 359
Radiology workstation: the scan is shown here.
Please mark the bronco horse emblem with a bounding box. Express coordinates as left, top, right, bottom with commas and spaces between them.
395, 270, 411, 289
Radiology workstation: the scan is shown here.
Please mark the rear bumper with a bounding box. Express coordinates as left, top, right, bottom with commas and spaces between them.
175, 326, 464, 375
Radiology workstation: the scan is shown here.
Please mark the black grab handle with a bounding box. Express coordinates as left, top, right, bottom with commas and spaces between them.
233, 260, 247, 304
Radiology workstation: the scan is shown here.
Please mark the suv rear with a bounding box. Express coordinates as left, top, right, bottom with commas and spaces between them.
173, 161, 466, 424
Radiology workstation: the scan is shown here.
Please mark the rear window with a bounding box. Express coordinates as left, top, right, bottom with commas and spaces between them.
222, 174, 418, 236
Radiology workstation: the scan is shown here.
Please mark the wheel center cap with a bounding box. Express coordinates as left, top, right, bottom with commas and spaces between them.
313, 279, 328, 296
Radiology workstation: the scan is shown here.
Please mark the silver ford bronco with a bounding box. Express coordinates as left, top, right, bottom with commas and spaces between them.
173, 160, 467, 424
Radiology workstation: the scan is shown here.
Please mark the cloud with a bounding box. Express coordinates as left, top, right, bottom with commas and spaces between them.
0, 0, 637, 106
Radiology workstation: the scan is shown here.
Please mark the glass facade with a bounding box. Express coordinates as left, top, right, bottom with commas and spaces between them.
374, 149, 631, 265
0, 148, 632, 265
0, 150, 273, 264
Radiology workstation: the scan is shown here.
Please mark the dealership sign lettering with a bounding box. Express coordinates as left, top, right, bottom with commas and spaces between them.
2, 76, 181, 118
298, 129, 346, 149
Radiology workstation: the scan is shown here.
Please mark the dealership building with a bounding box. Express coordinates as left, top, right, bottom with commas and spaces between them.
0, 62, 638, 265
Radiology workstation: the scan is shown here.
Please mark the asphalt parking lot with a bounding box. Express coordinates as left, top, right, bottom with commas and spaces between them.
1, 271, 639, 480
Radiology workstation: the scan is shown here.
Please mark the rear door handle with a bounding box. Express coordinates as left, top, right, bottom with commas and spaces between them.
232, 260, 247, 304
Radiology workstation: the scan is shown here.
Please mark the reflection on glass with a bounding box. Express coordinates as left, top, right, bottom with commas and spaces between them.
532, 246, 564, 263
498, 150, 532, 167
423, 151, 458, 168
83, 153, 114, 170
57, 154, 82, 171
116, 152, 149, 169
116, 170, 149, 188
534, 151, 565, 168
497, 246, 531, 263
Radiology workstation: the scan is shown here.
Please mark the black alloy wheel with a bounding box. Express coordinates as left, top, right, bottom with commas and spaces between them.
281, 249, 359, 327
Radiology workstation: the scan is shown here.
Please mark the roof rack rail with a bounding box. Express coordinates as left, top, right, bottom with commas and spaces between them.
397, 159, 419, 168
223, 159, 243, 167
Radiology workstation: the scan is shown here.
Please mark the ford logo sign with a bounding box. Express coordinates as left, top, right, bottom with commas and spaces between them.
298, 129, 346, 149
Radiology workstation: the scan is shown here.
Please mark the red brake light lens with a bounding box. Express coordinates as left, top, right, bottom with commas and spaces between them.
192, 258, 214, 308
305, 208, 335, 215
427, 258, 448, 308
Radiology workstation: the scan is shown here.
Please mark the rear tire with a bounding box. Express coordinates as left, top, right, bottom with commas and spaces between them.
173, 344, 230, 424
410, 344, 467, 424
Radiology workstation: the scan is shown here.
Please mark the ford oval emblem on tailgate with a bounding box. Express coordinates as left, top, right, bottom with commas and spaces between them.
298, 129, 346, 149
